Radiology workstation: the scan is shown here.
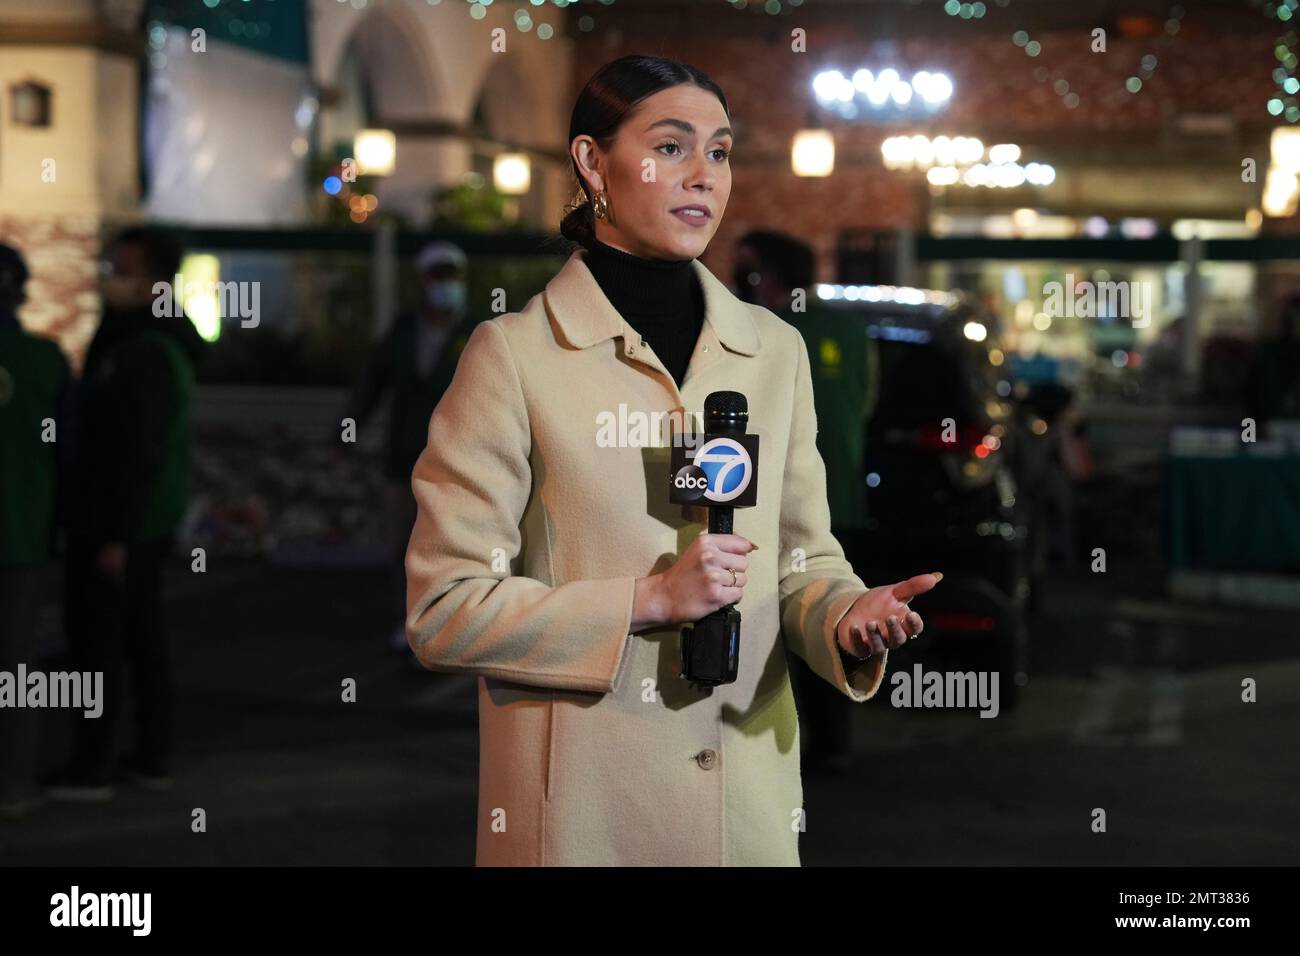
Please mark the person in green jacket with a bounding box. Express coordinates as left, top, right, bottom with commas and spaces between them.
44, 227, 205, 802
733, 229, 879, 774
0, 244, 71, 818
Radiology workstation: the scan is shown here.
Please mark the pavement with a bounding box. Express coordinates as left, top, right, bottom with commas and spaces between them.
3, 558, 1297, 866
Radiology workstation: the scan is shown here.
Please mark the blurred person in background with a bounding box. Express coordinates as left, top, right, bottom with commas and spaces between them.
1018, 382, 1084, 573
1247, 292, 1300, 426
343, 241, 478, 654
733, 229, 879, 775
0, 244, 71, 819
44, 226, 205, 801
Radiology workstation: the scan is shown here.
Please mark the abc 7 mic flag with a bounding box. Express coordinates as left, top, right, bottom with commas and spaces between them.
668, 434, 760, 507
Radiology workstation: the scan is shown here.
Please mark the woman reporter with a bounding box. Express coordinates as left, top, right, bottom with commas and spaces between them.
405, 54, 939, 866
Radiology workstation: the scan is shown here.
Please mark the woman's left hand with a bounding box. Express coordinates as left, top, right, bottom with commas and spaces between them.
836, 573, 943, 658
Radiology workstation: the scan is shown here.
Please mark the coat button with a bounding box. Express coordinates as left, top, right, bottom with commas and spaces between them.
696, 749, 718, 770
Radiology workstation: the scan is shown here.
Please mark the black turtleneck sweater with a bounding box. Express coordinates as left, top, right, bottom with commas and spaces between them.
582, 236, 704, 389
583, 239, 872, 677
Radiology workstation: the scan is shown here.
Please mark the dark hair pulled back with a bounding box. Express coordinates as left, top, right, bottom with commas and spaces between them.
559, 55, 730, 252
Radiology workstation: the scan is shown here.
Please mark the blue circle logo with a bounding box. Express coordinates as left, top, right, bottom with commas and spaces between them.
693, 437, 753, 503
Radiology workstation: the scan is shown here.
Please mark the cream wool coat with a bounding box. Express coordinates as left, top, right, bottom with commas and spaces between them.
405, 248, 890, 866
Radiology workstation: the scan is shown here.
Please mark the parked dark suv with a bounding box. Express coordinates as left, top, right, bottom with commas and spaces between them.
817, 287, 1044, 707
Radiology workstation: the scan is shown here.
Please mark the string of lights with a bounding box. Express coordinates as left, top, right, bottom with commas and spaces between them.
1261, 0, 1300, 122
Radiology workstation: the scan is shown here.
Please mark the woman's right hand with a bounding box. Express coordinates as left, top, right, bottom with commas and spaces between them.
633, 533, 755, 630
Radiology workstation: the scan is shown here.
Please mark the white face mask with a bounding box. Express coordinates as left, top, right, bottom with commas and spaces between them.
426, 280, 466, 314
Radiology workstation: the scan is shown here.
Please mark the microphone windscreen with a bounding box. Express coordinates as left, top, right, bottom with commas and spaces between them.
704, 391, 748, 432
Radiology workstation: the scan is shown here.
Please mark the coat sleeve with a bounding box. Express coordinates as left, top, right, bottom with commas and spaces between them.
777, 328, 888, 702
405, 319, 639, 694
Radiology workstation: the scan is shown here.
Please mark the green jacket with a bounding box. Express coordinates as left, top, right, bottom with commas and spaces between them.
130, 331, 194, 541
778, 301, 879, 531
74, 310, 202, 545
0, 318, 70, 565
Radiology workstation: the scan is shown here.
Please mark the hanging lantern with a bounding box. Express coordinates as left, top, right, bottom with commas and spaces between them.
354, 129, 396, 176
493, 153, 531, 195
791, 129, 834, 177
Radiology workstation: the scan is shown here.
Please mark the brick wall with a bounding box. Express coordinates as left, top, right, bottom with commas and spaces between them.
570, 13, 1297, 277
0, 215, 102, 369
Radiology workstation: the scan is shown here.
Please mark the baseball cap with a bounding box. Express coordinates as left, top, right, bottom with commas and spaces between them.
415, 241, 467, 275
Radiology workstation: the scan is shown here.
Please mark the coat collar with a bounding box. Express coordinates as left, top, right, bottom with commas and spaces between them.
544, 248, 762, 357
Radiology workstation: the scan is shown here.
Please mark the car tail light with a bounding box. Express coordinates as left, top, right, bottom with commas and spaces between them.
927, 612, 997, 632
900, 424, 988, 454
884, 424, 1001, 488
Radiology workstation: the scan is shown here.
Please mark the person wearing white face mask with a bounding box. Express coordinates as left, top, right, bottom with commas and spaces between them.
414, 246, 468, 378
342, 241, 477, 655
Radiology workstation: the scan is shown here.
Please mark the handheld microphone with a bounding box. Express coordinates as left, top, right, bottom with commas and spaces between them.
672, 390, 758, 687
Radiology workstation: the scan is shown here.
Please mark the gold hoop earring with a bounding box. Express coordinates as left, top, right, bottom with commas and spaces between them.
592, 190, 609, 221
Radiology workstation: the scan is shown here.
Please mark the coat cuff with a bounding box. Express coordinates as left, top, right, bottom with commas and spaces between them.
788, 581, 888, 703
602, 576, 640, 693
828, 587, 888, 702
